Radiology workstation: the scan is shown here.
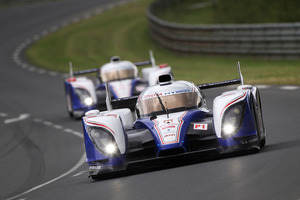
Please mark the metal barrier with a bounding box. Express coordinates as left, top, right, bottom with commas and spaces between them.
147, 0, 300, 58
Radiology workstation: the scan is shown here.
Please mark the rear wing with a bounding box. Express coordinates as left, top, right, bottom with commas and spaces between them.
198, 78, 241, 90
198, 61, 243, 89
110, 61, 244, 106
110, 78, 241, 109
71, 61, 153, 76
70, 51, 155, 76
134, 60, 152, 67
73, 68, 99, 76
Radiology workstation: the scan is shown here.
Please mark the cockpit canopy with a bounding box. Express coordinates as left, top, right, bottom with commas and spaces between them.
136, 80, 202, 117
100, 57, 138, 82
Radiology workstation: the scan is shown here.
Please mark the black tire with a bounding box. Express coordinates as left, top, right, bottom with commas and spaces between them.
66, 94, 75, 118
251, 90, 266, 149
91, 175, 99, 180
260, 137, 266, 148
255, 89, 266, 148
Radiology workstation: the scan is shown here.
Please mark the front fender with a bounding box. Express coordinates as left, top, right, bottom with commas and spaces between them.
213, 86, 257, 143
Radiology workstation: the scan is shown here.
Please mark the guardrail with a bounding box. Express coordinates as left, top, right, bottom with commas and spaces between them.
146, 0, 300, 58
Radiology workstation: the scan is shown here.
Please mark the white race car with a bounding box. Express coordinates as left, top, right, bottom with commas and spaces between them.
82, 63, 266, 179
64, 51, 172, 118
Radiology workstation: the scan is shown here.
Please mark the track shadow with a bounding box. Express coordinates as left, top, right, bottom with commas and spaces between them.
90, 149, 259, 182
89, 137, 300, 182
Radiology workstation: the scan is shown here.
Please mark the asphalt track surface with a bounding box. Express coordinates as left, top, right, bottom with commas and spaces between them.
0, 1, 300, 200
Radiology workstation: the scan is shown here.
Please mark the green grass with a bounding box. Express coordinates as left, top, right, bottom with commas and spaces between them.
26, 0, 300, 85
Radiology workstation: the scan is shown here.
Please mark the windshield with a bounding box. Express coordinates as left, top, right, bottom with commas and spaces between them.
137, 92, 201, 117
101, 68, 136, 82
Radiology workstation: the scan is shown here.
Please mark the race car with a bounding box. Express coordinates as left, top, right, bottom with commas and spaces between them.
82, 63, 266, 179
64, 51, 172, 118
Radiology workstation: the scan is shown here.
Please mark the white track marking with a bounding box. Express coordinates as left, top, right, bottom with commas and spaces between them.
11, 0, 136, 78
63, 128, 73, 133
83, 13, 92, 19
24, 38, 32, 44
12, 53, 18, 60
71, 170, 86, 177
33, 118, 43, 123
280, 86, 299, 90
6, 154, 86, 200
60, 21, 69, 28
21, 64, 29, 69
71, 131, 83, 138
50, 25, 59, 32
41, 30, 48, 36
53, 125, 63, 129
32, 34, 40, 41
4, 114, 30, 124
28, 66, 36, 72
43, 121, 53, 126
8, 1, 138, 199
0, 113, 8, 117
255, 85, 271, 89
71, 17, 80, 23
37, 69, 46, 74
4, 113, 85, 200
49, 71, 58, 76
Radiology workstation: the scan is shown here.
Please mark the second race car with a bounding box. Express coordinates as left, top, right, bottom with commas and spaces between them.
64, 51, 172, 118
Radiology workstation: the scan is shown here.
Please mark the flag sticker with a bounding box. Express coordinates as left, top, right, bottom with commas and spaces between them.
194, 123, 208, 130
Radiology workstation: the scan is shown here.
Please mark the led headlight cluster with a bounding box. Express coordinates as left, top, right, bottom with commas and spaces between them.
74, 88, 93, 106
87, 126, 119, 156
221, 102, 245, 138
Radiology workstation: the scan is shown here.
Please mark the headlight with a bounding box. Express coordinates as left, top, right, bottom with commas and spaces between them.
75, 88, 93, 106
105, 143, 117, 154
221, 102, 245, 138
84, 97, 93, 106
87, 126, 119, 156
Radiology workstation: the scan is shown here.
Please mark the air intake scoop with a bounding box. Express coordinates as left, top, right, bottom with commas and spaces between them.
158, 74, 173, 85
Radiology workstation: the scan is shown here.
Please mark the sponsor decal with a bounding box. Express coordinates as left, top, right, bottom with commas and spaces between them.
89, 165, 102, 170
153, 111, 187, 145
142, 89, 191, 100
163, 89, 190, 96
89, 165, 102, 175
194, 123, 208, 130
154, 119, 178, 143
143, 93, 162, 100
89, 165, 102, 173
